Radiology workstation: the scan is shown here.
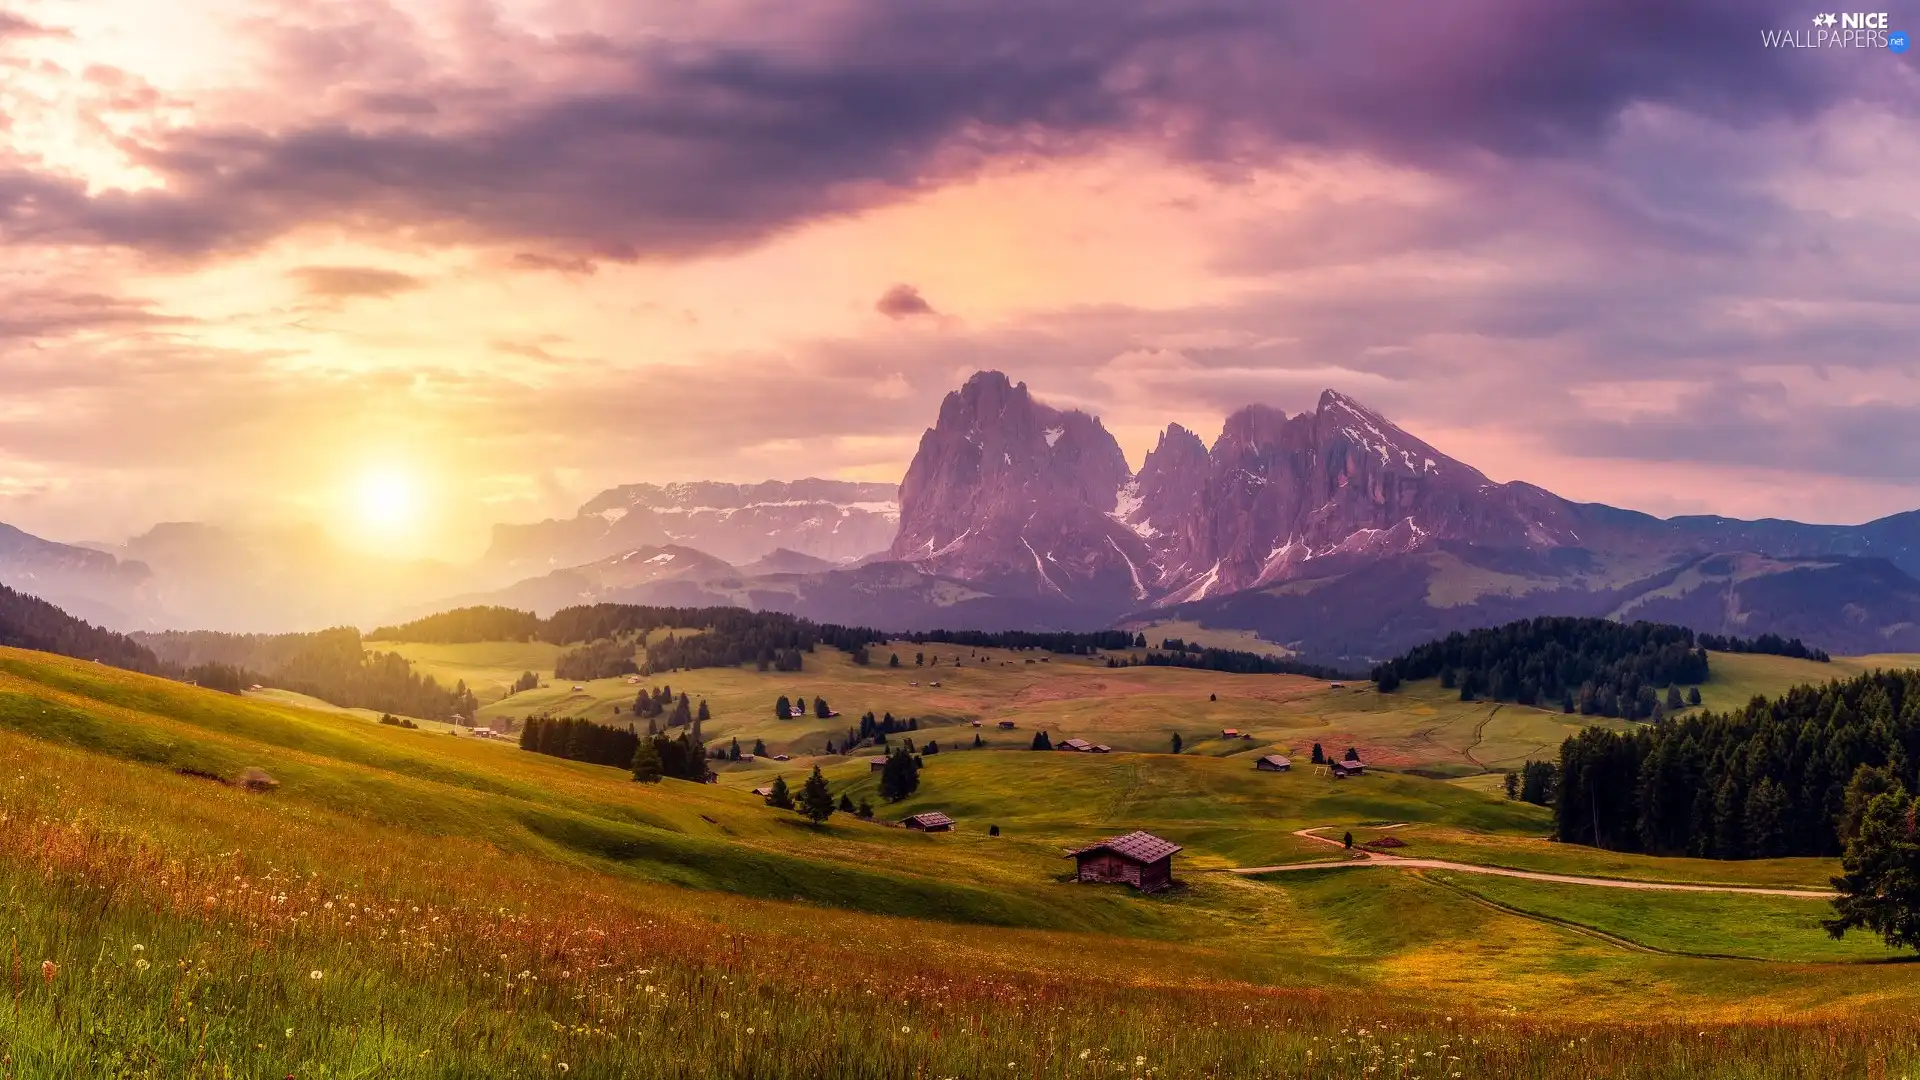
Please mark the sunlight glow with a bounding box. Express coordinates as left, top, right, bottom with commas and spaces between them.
354, 467, 419, 535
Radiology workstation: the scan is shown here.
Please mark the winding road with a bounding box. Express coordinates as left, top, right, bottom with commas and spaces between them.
1227, 827, 1837, 899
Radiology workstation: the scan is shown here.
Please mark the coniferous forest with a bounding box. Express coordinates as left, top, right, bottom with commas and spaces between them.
1370, 617, 1715, 719
136, 628, 480, 721
1554, 668, 1920, 859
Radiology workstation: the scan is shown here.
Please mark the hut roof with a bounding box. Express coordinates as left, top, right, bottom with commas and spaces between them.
1258, 754, 1291, 768
903, 811, 954, 829
1065, 830, 1182, 864
1058, 738, 1094, 752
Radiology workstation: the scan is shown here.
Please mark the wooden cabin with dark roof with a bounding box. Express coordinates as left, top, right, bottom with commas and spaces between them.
1065, 831, 1181, 892
901, 811, 954, 832
1255, 754, 1291, 772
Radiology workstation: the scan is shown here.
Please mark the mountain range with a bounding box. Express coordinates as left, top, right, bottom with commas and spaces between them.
5, 369, 1919, 660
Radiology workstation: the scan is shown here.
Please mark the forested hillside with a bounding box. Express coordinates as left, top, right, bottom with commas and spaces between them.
1369, 617, 1824, 720
137, 628, 480, 721
367, 605, 542, 643
0, 583, 161, 672
1555, 668, 1920, 859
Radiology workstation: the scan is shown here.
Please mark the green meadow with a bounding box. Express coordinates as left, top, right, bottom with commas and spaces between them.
2, 641, 1918, 1077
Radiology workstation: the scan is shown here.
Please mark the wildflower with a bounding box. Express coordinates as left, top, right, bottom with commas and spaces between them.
904, 1026, 913, 1034
309, 970, 324, 981
131, 944, 145, 952
1080, 1049, 1091, 1060
746, 1027, 755, 1035
134, 959, 150, 972
557, 1066, 569, 1074
40, 961, 57, 984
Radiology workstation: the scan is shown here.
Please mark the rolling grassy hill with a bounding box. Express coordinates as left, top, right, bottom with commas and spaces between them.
4, 642, 1919, 1076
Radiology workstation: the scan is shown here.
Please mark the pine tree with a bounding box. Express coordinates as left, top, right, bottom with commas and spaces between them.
1665, 685, 1684, 711
767, 775, 794, 810
775, 695, 791, 721
728, 737, 741, 761
889, 653, 901, 668
1825, 785, 1920, 951
1343, 747, 1359, 762
813, 696, 830, 719
1030, 731, 1053, 751
753, 738, 767, 756
838, 793, 856, 813
630, 738, 663, 783
972, 733, 983, 748
697, 699, 711, 722
798, 766, 835, 824
1687, 686, 1702, 706
671, 693, 692, 728
989, 824, 1001, 836
1504, 771, 1520, 800
1311, 743, 1325, 764
856, 798, 874, 820
1170, 732, 1183, 754
1343, 831, 1354, 849
915, 652, 924, 666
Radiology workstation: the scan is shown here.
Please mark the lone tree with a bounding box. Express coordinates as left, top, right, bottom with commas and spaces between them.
1311, 743, 1326, 764
879, 748, 921, 802
889, 652, 901, 668
798, 766, 835, 824
774, 695, 791, 721
630, 738, 663, 783
1170, 732, 1184, 754
838, 793, 856, 813
1825, 784, 1920, 951
766, 775, 794, 810
1030, 731, 1053, 751
1503, 771, 1520, 800
752, 738, 767, 756
1343, 831, 1354, 850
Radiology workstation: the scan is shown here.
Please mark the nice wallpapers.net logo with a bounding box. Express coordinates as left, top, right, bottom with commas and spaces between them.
1761, 11, 1910, 49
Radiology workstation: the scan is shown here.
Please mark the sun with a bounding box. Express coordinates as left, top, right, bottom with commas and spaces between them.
354, 467, 419, 533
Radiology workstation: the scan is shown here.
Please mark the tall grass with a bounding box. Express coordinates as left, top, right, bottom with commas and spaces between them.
3, 733, 1919, 1079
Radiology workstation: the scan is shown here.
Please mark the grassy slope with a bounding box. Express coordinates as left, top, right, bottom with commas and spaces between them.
439, 638, 1632, 775
7, 644, 1920, 1075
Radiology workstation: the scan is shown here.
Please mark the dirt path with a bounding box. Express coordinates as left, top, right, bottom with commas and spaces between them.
1240, 827, 1837, 899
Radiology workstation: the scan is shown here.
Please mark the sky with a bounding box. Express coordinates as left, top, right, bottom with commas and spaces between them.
1, 0, 1917, 559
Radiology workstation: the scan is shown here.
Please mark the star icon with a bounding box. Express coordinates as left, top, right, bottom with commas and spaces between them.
1813, 13, 1826, 24
1823, 13, 1839, 26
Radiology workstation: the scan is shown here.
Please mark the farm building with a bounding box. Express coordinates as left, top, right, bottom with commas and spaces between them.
751, 785, 774, 798
971, 720, 983, 727
901, 811, 954, 832
1328, 759, 1366, 778
1057, 738, 1095, 752
1066, 831, 1181, 893
1091, 744, 1112, 753
1220, 728, 1239, 738
1255, 754, 1291, 772
868, 756, 889, 772
997, 721, 1017, 730
772, 754, 791, 761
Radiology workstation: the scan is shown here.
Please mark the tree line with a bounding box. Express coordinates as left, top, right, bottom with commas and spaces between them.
1111, 647, 1348, 679
1552, 668, 1920, 859
1, 583, 166, 673
520, 713, 712, 782
137, 627, 480, 722
1695, 632, 1830, 662
1370, 617, 1712, 719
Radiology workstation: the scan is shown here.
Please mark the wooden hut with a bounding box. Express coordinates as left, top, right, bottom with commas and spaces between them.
1255, 754, 1291, 772
1065, 831, 1181, 893
868, 756, 890, 772
1329, 758, 1366, 778
901, 811, 954, 832
997, 720, 1018, 730
1056, 738, 1094, 752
